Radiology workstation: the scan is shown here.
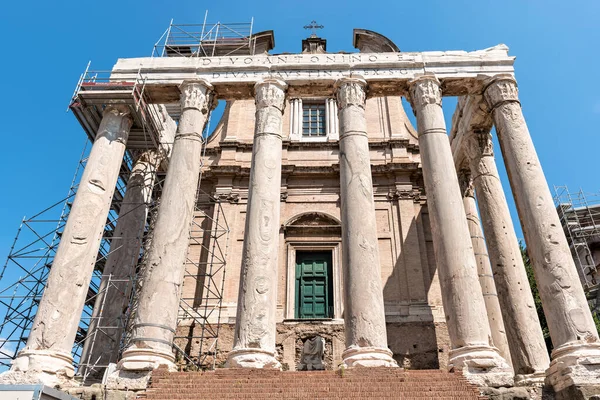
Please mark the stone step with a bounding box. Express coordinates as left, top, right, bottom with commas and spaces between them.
143, 368, 486, 400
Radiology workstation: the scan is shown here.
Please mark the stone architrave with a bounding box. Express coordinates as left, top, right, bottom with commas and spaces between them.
408, 75, 512, 387
463, 129, 550, 381
6, 106, 132, 386
226, 79, 287, 369
118, 80, 214, 371
484, 76, 600, 391
79, 149, 161, 380
457, 170, 512, 368
335, 76, 397, 368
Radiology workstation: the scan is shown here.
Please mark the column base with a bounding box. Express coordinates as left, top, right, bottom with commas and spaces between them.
514, 370, 546, 386
546, 342, 600, 393
0, 349, 75, 387
342, 346, 398, 368
225, 348, 281, 369
449, 344, 514, 387
117, 346, 177, 372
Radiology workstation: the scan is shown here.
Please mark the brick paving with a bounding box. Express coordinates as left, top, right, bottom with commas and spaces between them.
141, 367, 487, 399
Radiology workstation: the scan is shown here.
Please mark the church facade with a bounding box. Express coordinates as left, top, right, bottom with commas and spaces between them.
2, 25, 600, 400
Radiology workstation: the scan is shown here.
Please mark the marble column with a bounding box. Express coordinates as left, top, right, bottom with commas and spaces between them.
118, 80, 214, 371
335, 76, 397, 368
463, 129, 550, 380
7, 105, 132, 385
226, 78, 287, 369
484, 75, 600, 391
408, 75, 511, 387
458, 169, 512, 368
79, 149, 160, 380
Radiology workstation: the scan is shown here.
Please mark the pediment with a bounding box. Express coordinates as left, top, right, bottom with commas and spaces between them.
285, 212, 341, 228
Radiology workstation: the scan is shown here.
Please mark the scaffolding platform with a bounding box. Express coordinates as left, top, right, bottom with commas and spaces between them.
152, 12, 273, 58
69, 64, 166, 150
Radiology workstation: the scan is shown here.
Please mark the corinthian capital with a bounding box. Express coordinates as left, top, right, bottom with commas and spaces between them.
254, 79, 288, 112
484, 75, 519, 109
408, 75, 442, 110
464, 130, 494, 162
179, 80, 214, 112
334, 76, 367, 109
457, 169, 475, 198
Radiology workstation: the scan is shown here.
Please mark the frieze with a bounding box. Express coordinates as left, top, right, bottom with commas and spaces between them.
110, 45, 516, 99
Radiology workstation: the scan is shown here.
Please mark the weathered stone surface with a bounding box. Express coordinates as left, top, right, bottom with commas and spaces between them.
450, 94, 550, 379
458, 169, 512, 367
110, 45, 516, 100
66, 383, 138, 400
226, 79, 287, 369
408, 75, 512, 387
480, 385, 544, 400
335, 77, 397, 368
484, 75, 600, 391
465, 129, 550, 377
118, 80, 214, 371
79, 149, 161, 380
2, 105, 132, 386
297, 336, 325, 370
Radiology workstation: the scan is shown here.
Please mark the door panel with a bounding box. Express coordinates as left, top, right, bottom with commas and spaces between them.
295, 251, 333, 319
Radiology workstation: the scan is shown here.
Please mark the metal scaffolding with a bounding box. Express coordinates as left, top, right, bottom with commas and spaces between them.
0, 142, 134, 370
152, 11, 256, 58
554, 185, 600, 296
0, 61, 230, 380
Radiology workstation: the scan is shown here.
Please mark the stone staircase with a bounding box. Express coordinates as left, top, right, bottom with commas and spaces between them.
142, 367, 487, 399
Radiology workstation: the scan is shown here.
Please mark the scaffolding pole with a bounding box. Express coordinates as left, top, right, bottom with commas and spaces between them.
553, 185, 600, 302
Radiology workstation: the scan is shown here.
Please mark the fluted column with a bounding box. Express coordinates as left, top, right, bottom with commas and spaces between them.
484, 75, 600, 391
458, 169, 512, 368
226, 79, 287, 369
335, 76, 397, 368
118, 80, 214, 371
408, 75, 511, 387
79, 149, 161, 380
7, 106, 132, 385
463, 129, 550, 380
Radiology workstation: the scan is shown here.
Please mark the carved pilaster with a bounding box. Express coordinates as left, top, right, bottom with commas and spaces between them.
408, 75, 442, 112
215, 191, 240, 204
334, 77, 367, 109
179, 80, 214, 112
386, 188, 423, 202
254, 79, 287, 111
483, 75, 519, 109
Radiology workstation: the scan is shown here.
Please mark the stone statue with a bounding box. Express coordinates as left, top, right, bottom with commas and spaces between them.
297, 336, 325, 371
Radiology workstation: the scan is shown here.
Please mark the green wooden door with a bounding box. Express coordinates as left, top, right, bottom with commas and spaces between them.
295, 251, 333, 319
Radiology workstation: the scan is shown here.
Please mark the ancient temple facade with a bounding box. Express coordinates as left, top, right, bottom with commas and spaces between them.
1, 25, 600, 400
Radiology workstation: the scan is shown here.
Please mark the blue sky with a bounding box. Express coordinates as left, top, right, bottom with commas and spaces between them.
0, 0, 599, 264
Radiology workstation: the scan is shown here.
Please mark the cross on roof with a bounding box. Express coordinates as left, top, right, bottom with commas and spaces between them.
304, 20, 324, 38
